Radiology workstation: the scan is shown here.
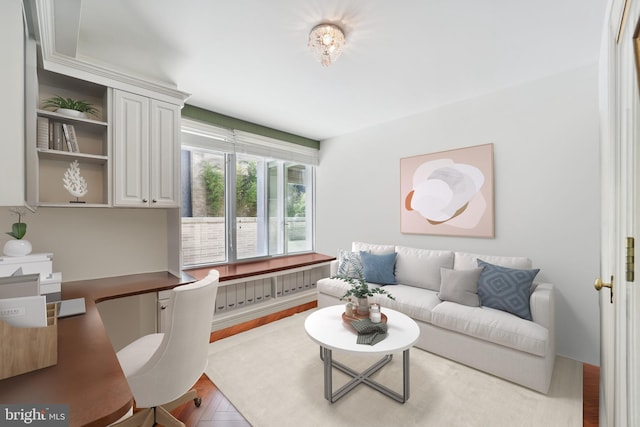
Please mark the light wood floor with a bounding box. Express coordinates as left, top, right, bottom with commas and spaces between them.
168, 303, 600, 427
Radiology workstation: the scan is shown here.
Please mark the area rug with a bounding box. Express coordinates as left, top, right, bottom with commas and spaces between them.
205, 310, 582, 427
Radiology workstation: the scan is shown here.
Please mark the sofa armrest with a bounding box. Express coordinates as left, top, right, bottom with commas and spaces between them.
530, 283, 555, 330
329, 260, 338, 276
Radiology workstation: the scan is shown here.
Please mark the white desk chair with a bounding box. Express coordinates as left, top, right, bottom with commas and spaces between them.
113, 270, 220, 427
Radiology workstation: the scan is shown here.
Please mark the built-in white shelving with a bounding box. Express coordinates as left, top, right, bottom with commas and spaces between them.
26, 67, 112, 207
157, 263, 331, 333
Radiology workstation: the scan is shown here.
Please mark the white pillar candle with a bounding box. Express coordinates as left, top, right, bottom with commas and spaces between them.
370, 311, 381, 323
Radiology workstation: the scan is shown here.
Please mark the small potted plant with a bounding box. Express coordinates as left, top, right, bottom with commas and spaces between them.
42, 95, 98, 119
333, 271, 394, 316
4, 207, 32, 257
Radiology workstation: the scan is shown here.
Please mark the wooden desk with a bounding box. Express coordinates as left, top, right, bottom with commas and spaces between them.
0, 272, 185, 427
0, 253, 334, 427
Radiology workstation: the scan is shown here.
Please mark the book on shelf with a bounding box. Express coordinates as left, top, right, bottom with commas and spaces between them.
67, 124, 80, 152
61, 123, 79, 152
48, 121, 53, 149
62, 123, 73, 152
52, 122, 63, 151
36, 116, 49, 150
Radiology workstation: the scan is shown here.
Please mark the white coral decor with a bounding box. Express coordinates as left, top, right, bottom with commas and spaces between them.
63, 160, 88, 198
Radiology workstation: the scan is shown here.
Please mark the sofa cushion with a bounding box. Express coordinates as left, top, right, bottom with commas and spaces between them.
431, 302, 548, 356
369, 285, 441, 323
394, 246, 454, 291
336, 250, 363, 279
438, 267, 482, 307
352, 241, 395, 255
360, 251, 397, 285
454, 252, 532, 271
476, 259, 540, 320
317, 278, 440, 323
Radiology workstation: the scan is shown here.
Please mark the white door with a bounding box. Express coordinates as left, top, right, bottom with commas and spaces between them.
599, 1, 640, 425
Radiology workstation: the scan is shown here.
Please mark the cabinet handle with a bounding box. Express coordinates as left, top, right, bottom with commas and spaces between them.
142, 199, 148, 203
160, 305, 167, 310
152, 199, 157, 203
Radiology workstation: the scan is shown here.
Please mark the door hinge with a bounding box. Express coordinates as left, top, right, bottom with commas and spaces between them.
627, 237, 635, 282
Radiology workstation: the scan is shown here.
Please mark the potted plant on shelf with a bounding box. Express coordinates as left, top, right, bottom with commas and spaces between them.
4, 207, 32, 257
333, 271, 395, 316
42, 95, 98, 119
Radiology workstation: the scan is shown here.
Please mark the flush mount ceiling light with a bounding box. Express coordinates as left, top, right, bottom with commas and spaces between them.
308, 23, 345, 67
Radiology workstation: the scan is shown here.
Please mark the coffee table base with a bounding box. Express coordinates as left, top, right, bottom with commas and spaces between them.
319, 346, 410, 403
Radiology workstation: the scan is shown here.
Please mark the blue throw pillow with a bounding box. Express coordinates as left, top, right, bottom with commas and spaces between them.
359, 251, 397, 285
476, 259, 539, 320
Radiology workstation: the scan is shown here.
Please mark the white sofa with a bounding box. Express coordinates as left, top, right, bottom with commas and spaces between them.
316, 242, 556, 394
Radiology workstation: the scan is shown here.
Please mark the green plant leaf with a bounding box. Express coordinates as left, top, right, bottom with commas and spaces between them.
333, 273, 394, 300
42, 95, 98, 116
7, 222, 26, 239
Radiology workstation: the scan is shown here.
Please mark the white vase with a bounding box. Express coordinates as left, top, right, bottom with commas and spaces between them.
356, 297, 369, 316
3, 239, 33, 257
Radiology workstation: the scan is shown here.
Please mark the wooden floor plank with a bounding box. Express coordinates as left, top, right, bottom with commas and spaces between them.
583, 363, 600, 427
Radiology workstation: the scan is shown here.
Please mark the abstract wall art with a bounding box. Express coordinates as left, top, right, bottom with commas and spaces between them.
400, 143, 494, 238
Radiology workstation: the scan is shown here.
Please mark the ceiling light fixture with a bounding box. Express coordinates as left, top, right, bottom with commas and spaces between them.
308, 23, 345, 67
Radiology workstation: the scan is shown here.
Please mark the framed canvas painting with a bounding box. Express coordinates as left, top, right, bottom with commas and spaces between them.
400, 143, 494, 238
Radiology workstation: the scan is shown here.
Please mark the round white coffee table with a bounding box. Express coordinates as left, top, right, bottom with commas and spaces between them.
304, 305, 420, 403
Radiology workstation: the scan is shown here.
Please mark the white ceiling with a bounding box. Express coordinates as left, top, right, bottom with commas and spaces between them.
71, 0, 608, 141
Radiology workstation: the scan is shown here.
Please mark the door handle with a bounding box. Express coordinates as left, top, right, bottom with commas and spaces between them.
595, 276, 614, 303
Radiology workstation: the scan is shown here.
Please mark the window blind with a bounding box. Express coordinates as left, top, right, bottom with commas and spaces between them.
233, 130, 319, 166
181, 118, 319, 166
181, 118, 234, 152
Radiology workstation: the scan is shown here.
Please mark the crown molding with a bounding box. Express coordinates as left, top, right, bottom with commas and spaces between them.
32, 0, 190, 105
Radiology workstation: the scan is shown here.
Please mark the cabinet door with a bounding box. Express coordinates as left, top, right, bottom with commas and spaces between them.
157, 290, 172, 333
149, 99, 180, 207
113, 90, 149, 206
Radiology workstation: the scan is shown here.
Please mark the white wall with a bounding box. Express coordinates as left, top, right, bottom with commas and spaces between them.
0, 207, 169, 282
316, 64, 601, 365
0, 0, 25, 206
0, 2, 170, 283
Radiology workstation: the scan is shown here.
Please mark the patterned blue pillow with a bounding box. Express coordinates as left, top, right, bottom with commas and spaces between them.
337, 250, 363, 279
359, 251, 397, 285
476, 259, 539, 320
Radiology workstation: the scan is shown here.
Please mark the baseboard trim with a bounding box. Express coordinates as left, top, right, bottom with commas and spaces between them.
209, 300, 317, 342
210, 290, 317, 333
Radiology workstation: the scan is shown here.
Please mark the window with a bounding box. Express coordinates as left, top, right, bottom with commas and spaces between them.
181, 120, 317, 267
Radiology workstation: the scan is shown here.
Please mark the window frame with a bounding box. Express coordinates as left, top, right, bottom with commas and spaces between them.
180, 119, 317, 268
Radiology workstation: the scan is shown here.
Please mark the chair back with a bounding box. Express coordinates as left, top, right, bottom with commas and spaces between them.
126, 270, 219, 406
